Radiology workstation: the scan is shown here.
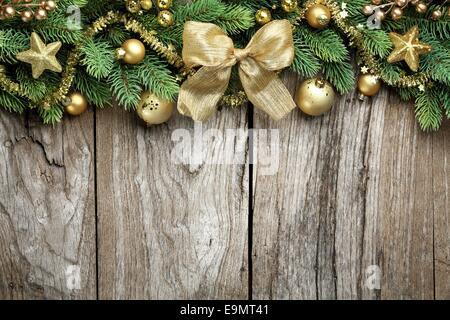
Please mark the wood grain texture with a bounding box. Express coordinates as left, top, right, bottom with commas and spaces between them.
96, 106, 249, 299
0, 110, 96, 300
252, 72, 450, 300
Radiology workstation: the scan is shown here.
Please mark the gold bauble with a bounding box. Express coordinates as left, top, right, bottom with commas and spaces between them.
140, 0, 153, 10
306, 4, 331, 29
357, 74, 381, 97
431, 10, 442, 20
281, 0, 298, 13
362, 4, 374, 15
126, 0, 141, 13
65, 92, 88, 116
120, 39, 146, 65
255, 8, 272, 25
157, 10, 174, 27
157, 0, 173, 10
416, 2, 427, 14
137, 92, 175, 125
391, 7, 403, 20
295, 78, 335, 116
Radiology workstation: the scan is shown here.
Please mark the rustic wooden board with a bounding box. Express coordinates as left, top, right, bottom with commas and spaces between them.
96, 106, 249, 299
0, 110, 96, 300
252, 73, 450, 300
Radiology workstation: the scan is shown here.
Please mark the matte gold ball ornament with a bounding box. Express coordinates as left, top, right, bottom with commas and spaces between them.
357, 74, 381, 98
117, 39, 146, 65
295, 78, 336, 116
64, 92, 88, 116
137, 91, 175, 125
306, 4, 331, 29
255, 8, 272, 25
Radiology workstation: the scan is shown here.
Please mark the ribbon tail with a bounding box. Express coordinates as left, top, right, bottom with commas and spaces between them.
239, 59, 296, 121
178, 65, 232, 122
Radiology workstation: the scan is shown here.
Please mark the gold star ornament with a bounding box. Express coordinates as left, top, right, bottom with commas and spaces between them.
387, 26, 432, 72
16, 32, 63, 79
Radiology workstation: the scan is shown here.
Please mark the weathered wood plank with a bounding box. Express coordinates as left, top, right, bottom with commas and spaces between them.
252, 72, 450, 300
0, 110, 96, 300
96, 106, 249, 299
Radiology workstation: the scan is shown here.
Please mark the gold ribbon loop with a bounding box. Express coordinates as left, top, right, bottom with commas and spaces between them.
178, 20, 297, 122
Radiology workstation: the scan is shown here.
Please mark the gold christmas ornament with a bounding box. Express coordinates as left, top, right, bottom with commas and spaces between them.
126, 0, 142, 13
358, 74, 381, 98
255, 8, 272, 25
387, 26, 432, 72
117, 39, 146, 64
64, 92, 88, 116
295, 78, 335, 116
391, 7, 403, 21
306, 4, 331, 29
281, 0, 298, 13
157, 10, 174, 27
157, 0, 173, 10
16, 32, 62, 79
140, 0, 153, 10
137, 91, 175, 125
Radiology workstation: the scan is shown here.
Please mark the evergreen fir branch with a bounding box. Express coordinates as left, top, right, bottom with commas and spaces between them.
295, 26, 348, 63
74, 69, 112, 108
361, 29, 392, 58
15, 66, 60, 102
38, 104, 64, 124
0, 90, 27, 113
421, 38, 450, 86
0, 29, 29, 63
415, 88, 443, 131
322, 60, 355, 94
291, 38, 321, 78
108, 64, 142, 110
80, 39, 115, 79
136, 55, 179, 101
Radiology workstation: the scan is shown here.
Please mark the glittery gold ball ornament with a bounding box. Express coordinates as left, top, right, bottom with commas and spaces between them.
295, 78, 335, 116
306, 4, 331, 29
357, 74, 381, 98
431, 10, 442, 20
137, 92, 175, 125
281, 0, 298, 13
157, 10, 174, 27
157, 0, 173, 10
255, 8, 272, 25
140, 0, 153, 10
118, 39, 146, 65
64, 92, 88, 116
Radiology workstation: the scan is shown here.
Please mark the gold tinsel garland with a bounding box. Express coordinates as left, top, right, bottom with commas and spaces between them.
0, 0, 435, 112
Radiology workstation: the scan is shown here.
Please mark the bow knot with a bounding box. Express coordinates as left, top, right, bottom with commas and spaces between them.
233, 48, 250, 62
178, 20, 297, 122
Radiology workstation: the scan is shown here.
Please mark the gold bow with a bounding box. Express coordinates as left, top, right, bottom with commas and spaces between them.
178, 20, 297, 121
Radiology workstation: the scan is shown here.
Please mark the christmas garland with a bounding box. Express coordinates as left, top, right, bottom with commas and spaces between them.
0, 0, 449, 130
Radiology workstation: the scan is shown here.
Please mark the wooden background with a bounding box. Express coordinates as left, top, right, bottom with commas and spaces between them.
0, 73, 449, 300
